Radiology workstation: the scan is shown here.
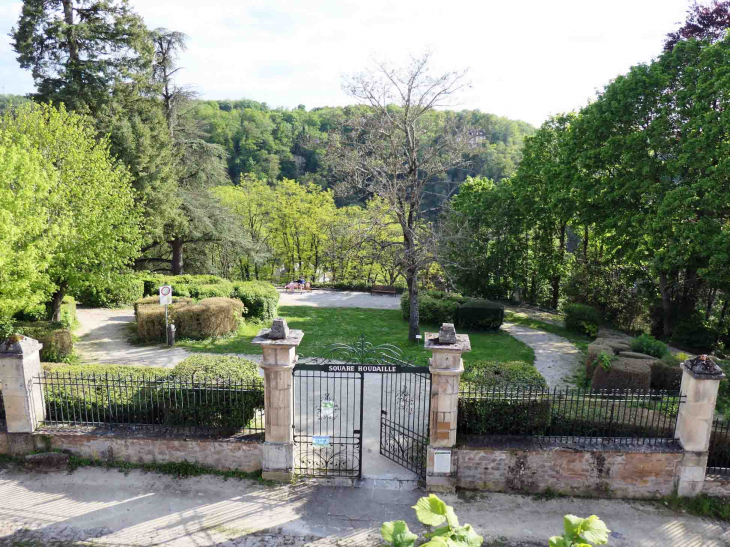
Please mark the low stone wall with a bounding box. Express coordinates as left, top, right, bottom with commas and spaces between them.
0, 426, 262, 473
456, 438, 684, 499
703, 474, 730, 497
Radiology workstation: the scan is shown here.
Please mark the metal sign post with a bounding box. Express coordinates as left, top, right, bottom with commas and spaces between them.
159, 285, 172, 344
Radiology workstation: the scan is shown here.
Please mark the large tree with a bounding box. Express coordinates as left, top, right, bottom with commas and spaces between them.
1, 103, 141, 321
329, 53, 470, 341
11, 0, 152, 114
665, 0, 730, 51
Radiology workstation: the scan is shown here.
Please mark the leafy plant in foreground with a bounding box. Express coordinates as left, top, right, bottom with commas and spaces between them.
381, 494, 483, 547
549, 514, 610, 547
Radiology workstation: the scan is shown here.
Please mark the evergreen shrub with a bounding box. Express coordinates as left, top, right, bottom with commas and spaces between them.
630, 333, 669, 358
136, 298, 243, 342
564, 303, 601, 337
456, 299, 504, 330
232, 281, 279, 321
75, 275, 144, 307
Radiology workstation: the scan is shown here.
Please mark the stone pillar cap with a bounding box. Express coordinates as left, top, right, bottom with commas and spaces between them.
681, 360, 726, 381
269, 318, 290, 340
424, 332, 471, 353
0, 335, 43, 357
438, 323, 457, 344
251, 329, 304, 347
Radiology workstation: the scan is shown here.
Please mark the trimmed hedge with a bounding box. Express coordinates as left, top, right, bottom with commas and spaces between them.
585, 343, 613, 378
458, 396, 551, 436
232, 281, 279, 321
591, 358, 651, 391
564, 303, 601, 337
462, 360, 547, 389
137, 298, 243, 342
456, 299, 504, 331
133, 296, 194, 316
400, 290, 468, 325
74, 275, 144, 307
40, 357, 264, 430
630, 333, 669, 358
18, 322, 73, 363
650, 360, 683, 391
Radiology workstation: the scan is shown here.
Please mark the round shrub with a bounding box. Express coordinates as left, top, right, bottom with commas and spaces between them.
564, 303, 601, 337
630, 333, 669, 358
75, 275, 144, 307
165, 355, 264, 430
232, 281, 279, 321
133, 296, 193, 317
456, 299, 504, 331
591, 358, 651, 391
462, 360, 547, 389
136, 297, 243, 342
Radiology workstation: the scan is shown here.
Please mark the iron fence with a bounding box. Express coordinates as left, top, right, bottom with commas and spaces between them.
708, 419, 730, 476
458, 385, 684, 445
34, 371, 265, 435
0, 390, 5, 421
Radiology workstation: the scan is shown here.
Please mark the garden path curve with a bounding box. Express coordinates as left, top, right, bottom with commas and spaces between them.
501, 322, 580, 389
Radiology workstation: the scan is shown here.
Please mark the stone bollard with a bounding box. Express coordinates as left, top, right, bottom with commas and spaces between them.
675, 357, 726, 497
0, 336, 45, 433
424, 323, 471, 492
251, 318, 303, 481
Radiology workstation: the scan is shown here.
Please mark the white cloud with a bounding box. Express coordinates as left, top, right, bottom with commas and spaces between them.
0, 0, 689, 126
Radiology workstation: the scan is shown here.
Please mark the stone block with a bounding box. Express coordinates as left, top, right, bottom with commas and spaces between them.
262, 442, 293, 477
677, 480, 705, 497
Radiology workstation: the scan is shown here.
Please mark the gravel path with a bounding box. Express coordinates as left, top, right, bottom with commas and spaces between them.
278, 288, 401, 309
502, 322, 580, 389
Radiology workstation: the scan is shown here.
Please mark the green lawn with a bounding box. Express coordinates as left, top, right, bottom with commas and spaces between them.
178, 306, 534, 367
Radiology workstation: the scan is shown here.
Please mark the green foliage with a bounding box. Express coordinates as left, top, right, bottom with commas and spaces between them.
462, 361, 547, 389
75, 275, 145, 307
381, 494, 483, 547
670, 312, 718, 352
1, 103, 142, 319
456, 300, 505, 331
232, 281, 279, 321
564, 304, 601, 337
549, 515, 610, 547
663, 494, 730, 522
591, 359, 651, 392
17, 322, 73, 362
597, 352, 615, 372
630, 334, 669, 358
401, 291, 468, 325
650, 360, 683, 391
458, 396, 551, 436
40, 357, 263, 430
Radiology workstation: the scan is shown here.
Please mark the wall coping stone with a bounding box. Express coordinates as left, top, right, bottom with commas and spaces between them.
251, 329, 304, 347
0, 336, 42, 357
457, 436, 683, 454
424, 332, 471, 353
33, 426, 264, 444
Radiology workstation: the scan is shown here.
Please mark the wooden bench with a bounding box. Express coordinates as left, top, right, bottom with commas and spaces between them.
371, 285, 397, 297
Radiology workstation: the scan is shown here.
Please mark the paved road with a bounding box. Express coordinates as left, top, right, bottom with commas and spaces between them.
0, 467, 726, 547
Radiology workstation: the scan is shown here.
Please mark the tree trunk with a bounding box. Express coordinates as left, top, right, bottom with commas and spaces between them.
49, 284, 67, 323
706, 288, 717, 321
583, 226, 589, 261
551, 223, 567, 310
171, 238, 184, 275
61, 0, 79, 63
407, 268, 419, 342
659, 272, 673, 339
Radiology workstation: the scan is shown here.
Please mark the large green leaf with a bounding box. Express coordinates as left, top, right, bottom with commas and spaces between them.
548, 537, 568, 547
576, 515, 610, 545
381, 520, 418, 547
450, 524, 483, 547
413, 495, 449, 527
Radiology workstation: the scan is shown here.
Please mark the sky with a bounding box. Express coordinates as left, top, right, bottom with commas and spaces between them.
0, 0, 691, 127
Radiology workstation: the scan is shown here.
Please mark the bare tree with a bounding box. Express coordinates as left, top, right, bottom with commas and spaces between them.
329, 53, 471, 341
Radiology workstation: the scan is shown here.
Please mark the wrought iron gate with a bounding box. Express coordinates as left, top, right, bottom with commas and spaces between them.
380, 361, 431, 478
293, 335, 431, 480
292, 364, 363, 478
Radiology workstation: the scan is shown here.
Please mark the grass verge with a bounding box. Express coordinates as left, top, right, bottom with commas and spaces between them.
662, 493, 730, 521
178, 306, 535, 366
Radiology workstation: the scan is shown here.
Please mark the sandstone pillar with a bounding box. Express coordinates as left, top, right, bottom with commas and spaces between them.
675, 357, 726, 497
251, 318, 303, 481
0, 336, 45, 433
424, 323, 470, 492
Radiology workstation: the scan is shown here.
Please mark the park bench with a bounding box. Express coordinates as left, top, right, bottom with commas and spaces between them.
371, 285, 397, 297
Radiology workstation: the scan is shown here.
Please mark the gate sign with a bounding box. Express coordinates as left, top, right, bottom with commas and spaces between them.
326, 364, 401, 373
159, 285, 173, 305
312, 435, 330, 447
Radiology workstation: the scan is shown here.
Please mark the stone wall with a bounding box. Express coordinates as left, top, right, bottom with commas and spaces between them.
703, 474, 730, 497
0, 427, 262, 473
456, 440, 684, 499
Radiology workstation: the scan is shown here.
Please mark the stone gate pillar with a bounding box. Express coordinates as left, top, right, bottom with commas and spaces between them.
252, 318, 303, 481
424, 323, 470, 492
675, 356, 726, 497
0, 336, 45, 433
